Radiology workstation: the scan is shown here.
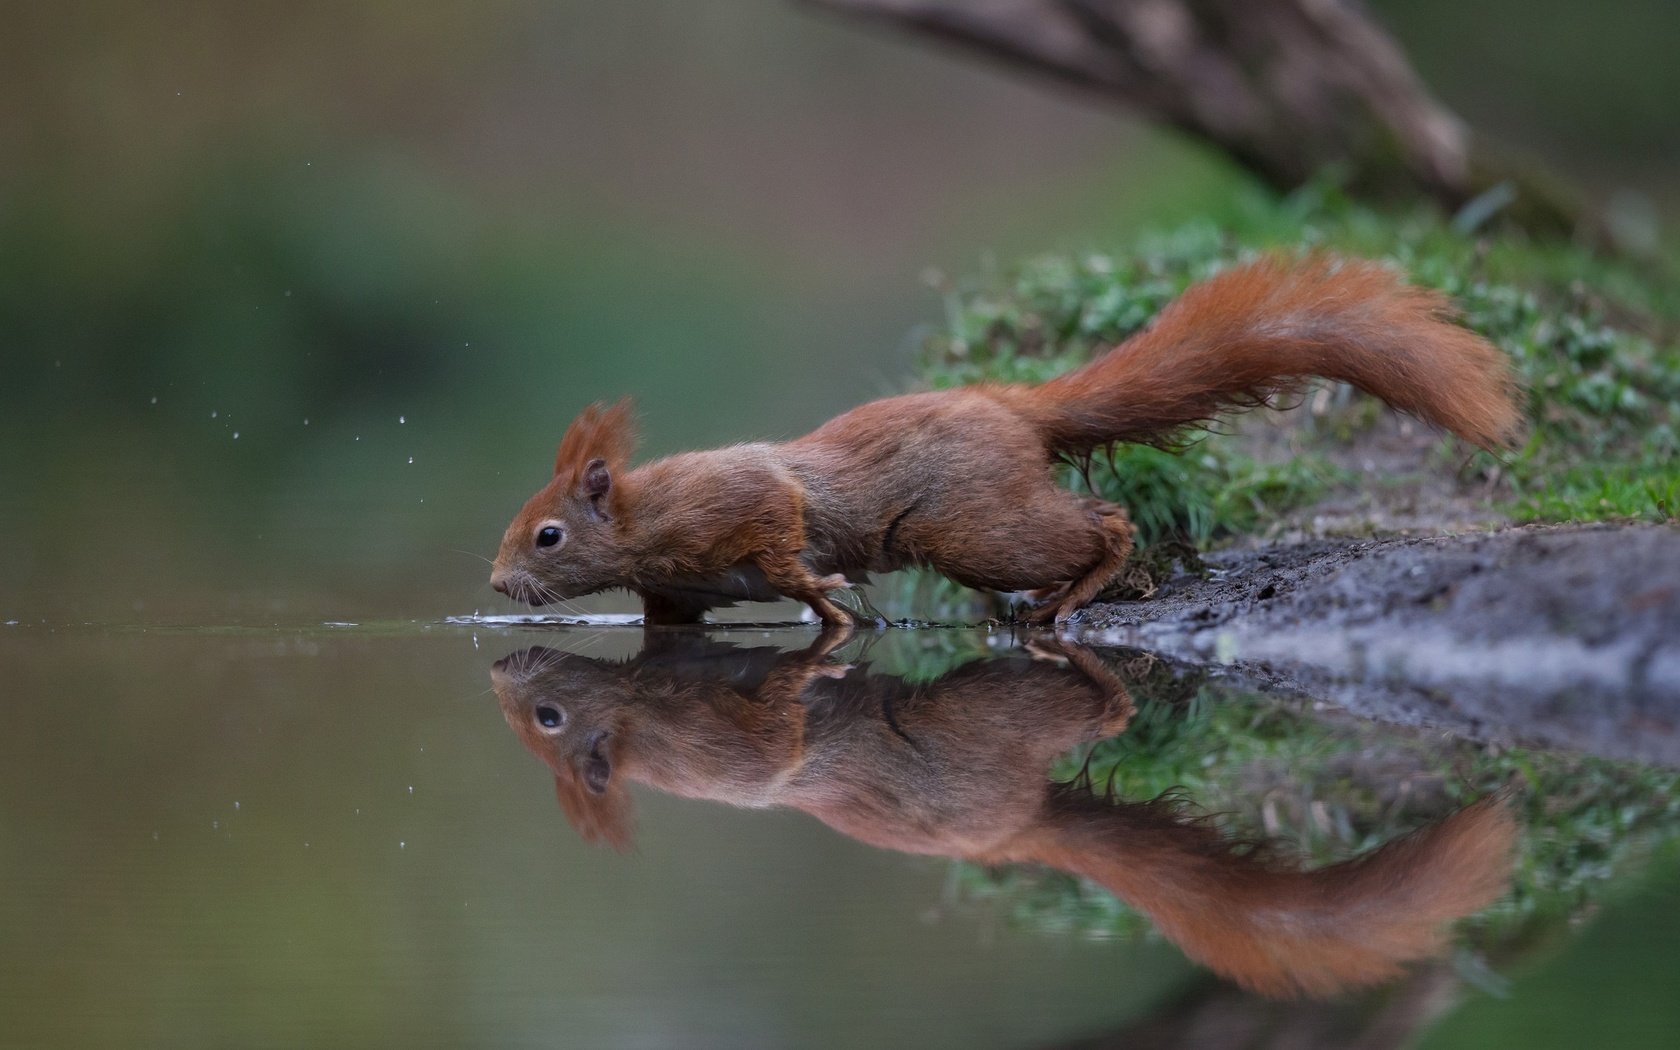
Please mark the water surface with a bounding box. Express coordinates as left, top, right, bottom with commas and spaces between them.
2, 623, 1181, 1049
7, 620, 1676, 1048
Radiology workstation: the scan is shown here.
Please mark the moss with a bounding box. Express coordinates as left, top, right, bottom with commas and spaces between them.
919, 183, 1680, 972
915, 180, 1680, 581
952, 660, 1680, 955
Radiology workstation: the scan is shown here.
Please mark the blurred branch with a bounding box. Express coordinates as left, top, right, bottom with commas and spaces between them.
1044, 966, 1464, 1050
803, 0, 1585, 237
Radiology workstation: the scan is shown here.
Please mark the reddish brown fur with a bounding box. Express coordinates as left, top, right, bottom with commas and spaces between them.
553, 398, 636, 503
492, 255, 1520, 623
1011, 789, 1516, 997
490, 637, 1517, 997
1017, 254, 1521, 453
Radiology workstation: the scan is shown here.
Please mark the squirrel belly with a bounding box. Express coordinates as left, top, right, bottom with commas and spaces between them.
491, 254, 1520, 625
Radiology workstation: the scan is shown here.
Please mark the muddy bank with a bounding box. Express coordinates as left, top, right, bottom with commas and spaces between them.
1076, 523, 1680, 766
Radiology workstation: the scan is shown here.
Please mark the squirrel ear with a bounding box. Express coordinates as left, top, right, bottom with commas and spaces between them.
582, 748, 613, 795
581, 458, 611, 500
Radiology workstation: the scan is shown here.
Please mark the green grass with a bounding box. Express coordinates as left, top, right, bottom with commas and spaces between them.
911, 187, 1680, 1000
916, 180, 1680, 562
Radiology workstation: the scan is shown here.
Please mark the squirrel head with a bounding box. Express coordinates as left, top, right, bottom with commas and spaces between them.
491, 645, 637, 850
491, 399, 637, 605
489, 639, 818, 850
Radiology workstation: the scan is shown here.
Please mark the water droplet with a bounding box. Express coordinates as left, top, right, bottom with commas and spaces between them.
212, 820, 219, 830
355, 436, 360, 442
399, 841, 406, 849
233, 801, 240, 811
398, 415, 406, 424
232, 431, 240, 440
211, 410, 218, 419
150, 396, 158, 405
407, 456, 414, 465
303, 418, 310, 426
407, 785, 414, 795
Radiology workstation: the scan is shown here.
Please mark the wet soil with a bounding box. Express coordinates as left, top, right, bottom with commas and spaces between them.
1077, 522, 1680, 767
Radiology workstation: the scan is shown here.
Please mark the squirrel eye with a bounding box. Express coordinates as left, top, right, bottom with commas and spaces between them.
535, 702, 566, 730
536, 526, 562, 548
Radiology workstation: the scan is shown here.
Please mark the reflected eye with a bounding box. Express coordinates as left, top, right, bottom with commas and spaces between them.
536, 526, 562, 548
535, 702, 566, 730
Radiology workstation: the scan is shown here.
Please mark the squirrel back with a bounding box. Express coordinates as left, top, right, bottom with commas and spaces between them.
1015, 254, 1522, 454
492, 254, 1523, 625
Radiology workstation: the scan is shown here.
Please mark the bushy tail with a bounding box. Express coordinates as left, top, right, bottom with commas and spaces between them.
1017, 255, 1522, 453
1002, 790, 1517, 998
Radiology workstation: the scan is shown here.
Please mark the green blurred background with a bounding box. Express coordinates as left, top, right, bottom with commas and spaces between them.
3, 3, 1678, 1047
3, 0, 1676, 626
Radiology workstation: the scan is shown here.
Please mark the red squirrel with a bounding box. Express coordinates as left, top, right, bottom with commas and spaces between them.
490, 635, 1517, 997
490, 255, 1520, 624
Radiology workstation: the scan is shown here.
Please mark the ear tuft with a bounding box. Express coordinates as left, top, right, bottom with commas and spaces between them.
553, 398, 637, 488
554, 770, 635, 851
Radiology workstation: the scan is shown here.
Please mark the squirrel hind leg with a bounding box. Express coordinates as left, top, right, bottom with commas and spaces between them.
925, 489, 1130, 615
1026, 582, 1072, 605
1025, 503, 1135, 624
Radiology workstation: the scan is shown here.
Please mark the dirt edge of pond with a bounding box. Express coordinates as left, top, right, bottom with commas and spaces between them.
1074, 522, 1680, 767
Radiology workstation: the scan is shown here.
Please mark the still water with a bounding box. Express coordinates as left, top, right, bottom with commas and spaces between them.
4, 619, 1676, 1048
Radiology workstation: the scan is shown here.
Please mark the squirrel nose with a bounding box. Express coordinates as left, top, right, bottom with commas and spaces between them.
490, 574, 511, 596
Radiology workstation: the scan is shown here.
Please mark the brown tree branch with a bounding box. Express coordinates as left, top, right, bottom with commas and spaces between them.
1043, 965, 1464, 1050
803, 0, 1583, 234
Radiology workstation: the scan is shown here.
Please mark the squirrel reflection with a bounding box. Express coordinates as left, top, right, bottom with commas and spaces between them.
490, 634, 1515, 998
